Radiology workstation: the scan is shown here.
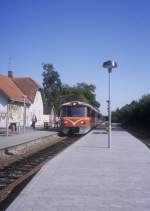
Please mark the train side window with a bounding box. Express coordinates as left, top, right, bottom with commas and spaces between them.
87, 107, 91, 117
91, 110, 95, 118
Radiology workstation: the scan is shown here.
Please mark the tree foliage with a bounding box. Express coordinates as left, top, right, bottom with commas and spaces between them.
42, 63, 100, 114
112, 95, 150, 130
76, 83, 100, 108
42, 63, 62, 112
59, 83, 100, 109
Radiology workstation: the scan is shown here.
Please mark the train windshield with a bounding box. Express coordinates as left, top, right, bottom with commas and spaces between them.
60, 106, 86, 117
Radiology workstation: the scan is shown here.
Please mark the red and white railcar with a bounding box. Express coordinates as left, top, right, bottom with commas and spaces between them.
59, 101, 101, 135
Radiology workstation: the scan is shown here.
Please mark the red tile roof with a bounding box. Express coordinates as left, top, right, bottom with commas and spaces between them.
13, 77, 40, 103
0, 75, 31, 104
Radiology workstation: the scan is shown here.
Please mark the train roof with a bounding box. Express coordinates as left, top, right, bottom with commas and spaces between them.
60, 101, 100, 113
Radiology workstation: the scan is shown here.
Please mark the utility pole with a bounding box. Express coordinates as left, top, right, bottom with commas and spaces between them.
102, 60, 117, 148
23, 95, 27, 133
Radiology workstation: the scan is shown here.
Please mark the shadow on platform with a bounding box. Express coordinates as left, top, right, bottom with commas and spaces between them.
92, 131, 107, 135
79, 145, 109, 149
95, 126, 125, 132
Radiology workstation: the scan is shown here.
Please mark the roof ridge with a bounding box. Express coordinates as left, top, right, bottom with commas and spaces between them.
14, 77, 39, 87
14, 76, 32, 79
12, 77, 40, 103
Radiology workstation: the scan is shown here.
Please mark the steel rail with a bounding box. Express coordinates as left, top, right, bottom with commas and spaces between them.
0, 136, 80, 205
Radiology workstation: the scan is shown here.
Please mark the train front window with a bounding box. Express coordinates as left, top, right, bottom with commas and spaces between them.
70, 106, 86, 117
60, 106, 86, 117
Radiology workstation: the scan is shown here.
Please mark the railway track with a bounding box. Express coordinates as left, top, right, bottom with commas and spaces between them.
0, 135, 80, 208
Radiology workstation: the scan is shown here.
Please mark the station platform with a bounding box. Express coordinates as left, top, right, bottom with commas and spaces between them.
7, 125, 150, 211
0, 128, 57, 150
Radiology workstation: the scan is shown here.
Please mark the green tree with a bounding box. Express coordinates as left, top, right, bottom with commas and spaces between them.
42, 63, 62, 113
112, 94, 150, 131
42, 63, 100, 114
59, 84, 89, 105
58, 83, 100, 109
76, 83, 100, 109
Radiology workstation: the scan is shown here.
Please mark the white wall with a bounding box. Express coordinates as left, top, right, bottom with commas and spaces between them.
27, 91, 44, 126
0, 95, 8, 127
0, 91, 44, 128
0, 95, 7, 112
0, 96, 24, 127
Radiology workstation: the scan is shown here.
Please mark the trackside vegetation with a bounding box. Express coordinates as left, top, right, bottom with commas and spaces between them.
112, 95, 150, 131
42, 63, 100, 114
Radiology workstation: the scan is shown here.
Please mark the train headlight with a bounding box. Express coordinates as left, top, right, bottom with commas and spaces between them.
64, 120, 68, 124
80, 120, 85, 125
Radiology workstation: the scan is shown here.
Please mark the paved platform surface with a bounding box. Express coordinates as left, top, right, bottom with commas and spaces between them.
7, 125, 150, 211
0, 129, 57, 149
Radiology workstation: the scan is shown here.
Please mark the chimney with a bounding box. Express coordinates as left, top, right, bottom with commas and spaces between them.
8, 70, 13, 78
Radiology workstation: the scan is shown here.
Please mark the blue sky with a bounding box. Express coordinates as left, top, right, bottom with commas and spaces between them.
0, 0, 150, 114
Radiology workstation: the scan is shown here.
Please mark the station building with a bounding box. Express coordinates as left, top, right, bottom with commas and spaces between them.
0, 71, 44, 131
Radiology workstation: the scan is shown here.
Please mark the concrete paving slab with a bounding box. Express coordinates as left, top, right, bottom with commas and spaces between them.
7, 126, 150, 211
0, 129, 57, 149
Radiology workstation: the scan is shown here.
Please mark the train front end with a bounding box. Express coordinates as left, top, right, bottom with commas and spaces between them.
59, 101, 91, 135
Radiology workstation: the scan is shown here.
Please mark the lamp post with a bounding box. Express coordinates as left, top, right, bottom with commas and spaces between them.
23, 95, 27, 133
102, 60, 117, 148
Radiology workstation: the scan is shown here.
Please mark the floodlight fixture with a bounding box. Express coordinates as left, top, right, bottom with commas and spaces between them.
103, 60, 117, 70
